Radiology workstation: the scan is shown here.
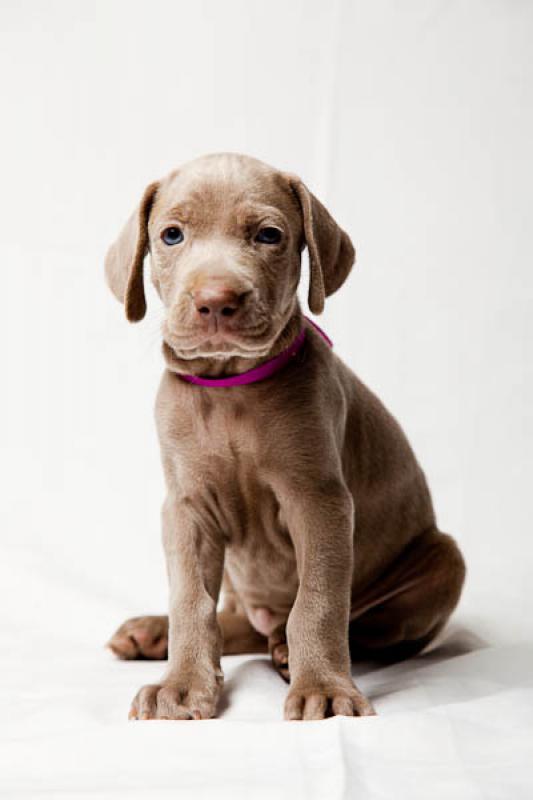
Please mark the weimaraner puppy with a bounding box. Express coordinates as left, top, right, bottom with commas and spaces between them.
105, 153, 465, 721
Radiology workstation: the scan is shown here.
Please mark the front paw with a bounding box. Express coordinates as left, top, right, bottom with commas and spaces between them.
129, 674, 222, 720
284, 675, 375, 720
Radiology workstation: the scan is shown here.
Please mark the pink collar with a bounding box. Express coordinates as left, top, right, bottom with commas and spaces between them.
178, 317, 332, 388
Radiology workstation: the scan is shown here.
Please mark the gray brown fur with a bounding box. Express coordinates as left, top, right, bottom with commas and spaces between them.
105, 153, 465, 721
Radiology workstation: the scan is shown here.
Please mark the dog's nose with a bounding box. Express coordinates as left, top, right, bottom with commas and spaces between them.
193, 287, 246, 319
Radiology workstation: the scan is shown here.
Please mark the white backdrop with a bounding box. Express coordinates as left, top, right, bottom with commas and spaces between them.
1, 1, 532, 798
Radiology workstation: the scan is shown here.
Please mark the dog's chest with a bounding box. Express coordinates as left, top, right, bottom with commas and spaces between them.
183, 426, 286, 549
175, 392, 299, 609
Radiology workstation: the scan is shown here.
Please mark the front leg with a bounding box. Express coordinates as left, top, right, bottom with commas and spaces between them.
129, 491, 224, 720
279, 480, 375, 720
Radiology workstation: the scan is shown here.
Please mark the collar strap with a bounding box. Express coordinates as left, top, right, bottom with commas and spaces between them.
178, 316, 332, 388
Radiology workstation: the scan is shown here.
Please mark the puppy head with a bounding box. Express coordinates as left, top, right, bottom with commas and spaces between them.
105, 153, 354, 360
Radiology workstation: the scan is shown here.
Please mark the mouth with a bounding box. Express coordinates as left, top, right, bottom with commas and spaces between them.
162, 322, 276, 360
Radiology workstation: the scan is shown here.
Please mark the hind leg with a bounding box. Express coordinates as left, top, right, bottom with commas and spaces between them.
348, 529, 466, 661
264, 529, 466, 683
107, 573, 267, 660
107, 609, 267, 660
107, 614, 169, 660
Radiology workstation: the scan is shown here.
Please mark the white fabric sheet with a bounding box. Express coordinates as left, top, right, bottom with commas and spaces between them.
2, 619, 533, 799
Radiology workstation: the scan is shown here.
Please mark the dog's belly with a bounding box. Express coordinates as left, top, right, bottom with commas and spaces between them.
183, 450, 301, 635
222, 499, 299, 636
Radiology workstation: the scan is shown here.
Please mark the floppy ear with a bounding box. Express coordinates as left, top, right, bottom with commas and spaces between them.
288, 177, 355, 315
104, 181, 159, 322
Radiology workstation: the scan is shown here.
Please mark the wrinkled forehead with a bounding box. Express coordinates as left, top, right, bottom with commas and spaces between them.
151, 156, 301, 233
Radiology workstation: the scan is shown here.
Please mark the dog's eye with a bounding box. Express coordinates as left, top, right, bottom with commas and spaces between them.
255, 227, 282, 245
161, 227, 184, 246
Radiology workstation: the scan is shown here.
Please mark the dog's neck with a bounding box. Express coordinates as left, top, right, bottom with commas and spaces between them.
162, 305, 305, 379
